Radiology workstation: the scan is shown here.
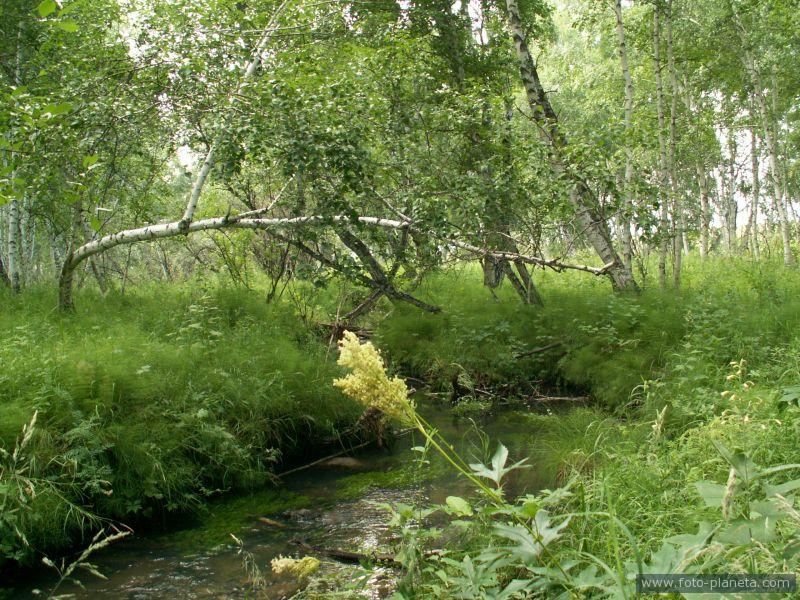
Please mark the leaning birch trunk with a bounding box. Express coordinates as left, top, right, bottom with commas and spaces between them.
613, 0, 634, 272
504, 0, 638, 292
733, 11, 794, 266
58, 0, 292, 310
665, 0, 682, 287
653, 4, 670, 289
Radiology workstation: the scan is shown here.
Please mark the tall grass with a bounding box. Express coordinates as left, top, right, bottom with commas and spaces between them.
375, 257, 800, 411
0, 284, 359, 567
369, 256, 800, 596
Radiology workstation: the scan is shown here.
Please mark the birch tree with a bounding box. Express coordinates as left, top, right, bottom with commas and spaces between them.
612, 0, 635, 272
503, 0, 639, 292
652, 1, 670, 288
732, 3, 794, 266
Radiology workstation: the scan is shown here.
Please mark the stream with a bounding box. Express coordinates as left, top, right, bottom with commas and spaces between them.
14, 397, 564, 599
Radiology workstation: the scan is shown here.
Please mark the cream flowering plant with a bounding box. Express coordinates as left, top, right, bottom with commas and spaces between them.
333, 331, 416, 426
333, 331, 513, 503
270, 555, 321, 581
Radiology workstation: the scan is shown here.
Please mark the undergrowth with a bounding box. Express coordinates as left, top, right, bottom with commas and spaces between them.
4, 255, 800, 598
360, 257, 800, 598
0, 284, 359, 570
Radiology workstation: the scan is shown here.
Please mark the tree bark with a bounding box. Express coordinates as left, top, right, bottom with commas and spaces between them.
653, 3, 669, 289
7, 195, 21, 293
503, 0, 638, 292
744, 122, 760, 258
723, 130, 738, 253
6, 23, 23, 293
613, 0, 634, 273
665, 0, 682, 288
0, 255, 10, 287
57, 210, 614, 310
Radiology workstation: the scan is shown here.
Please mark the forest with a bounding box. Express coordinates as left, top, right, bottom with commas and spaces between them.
1, 0, 799, 597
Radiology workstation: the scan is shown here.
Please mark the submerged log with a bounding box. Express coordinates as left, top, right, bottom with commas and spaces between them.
291, 539, 400, 567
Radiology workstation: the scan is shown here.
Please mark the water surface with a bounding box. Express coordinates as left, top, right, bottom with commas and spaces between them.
15, 399, 558, 599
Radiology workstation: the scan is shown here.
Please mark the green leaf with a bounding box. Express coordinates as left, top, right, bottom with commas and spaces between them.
712, 441, 758, 483
764, 478, 800, 498
89, 216, 102, 232
41, 103, 72, 117
54, 20, 79, 33
750, 497, 793, 520
778, 385, 800, 407
445, 496, 473, 517
495, 510, 570, 564
82, 155, 100, 168
37, 0, 57, 18
694, 481, 726, 508
469, 442, 528, 487
718, 516, 776, 545
521, 499, 540, 518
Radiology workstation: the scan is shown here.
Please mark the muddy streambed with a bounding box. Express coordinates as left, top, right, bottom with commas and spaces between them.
14, 398, 567, 599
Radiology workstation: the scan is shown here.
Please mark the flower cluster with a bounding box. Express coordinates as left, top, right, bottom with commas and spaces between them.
721, 359, 755, 402
333, 331, 415, 425
270, 555, 321, 581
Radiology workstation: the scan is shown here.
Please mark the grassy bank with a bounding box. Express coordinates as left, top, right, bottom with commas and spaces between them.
366, 257, 800, 596
376, 257, 800, 415
4, 256, 800, 595
0, 285, 360, 569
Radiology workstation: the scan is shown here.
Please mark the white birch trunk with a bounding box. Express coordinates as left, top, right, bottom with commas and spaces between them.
665, 0, 681, 287
7, 23, 23, 292
7, 197, 20, 292
57, 212, 611, 309
613, 0, 634, 272
653, 5, 669, 289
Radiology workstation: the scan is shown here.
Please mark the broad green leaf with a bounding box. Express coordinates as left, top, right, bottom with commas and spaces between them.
750, 498, 792, 520
469, 442, 528, 486
495, 510, 570, 564
712, 441, 758, 483
718, 516, 775, 545
41, 103, 72, 117
764, 478, 800, 497
82, 155, 100, 168
54, 20, 79, 33
445, 496, 473, 517
694, 481, 726, 508
38, 0, 57, 18
521, 499, 540, 518
778, 385, 800, 407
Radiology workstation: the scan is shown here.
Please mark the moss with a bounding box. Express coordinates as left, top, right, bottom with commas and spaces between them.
331, 465, 425, 500
160, 488, 313, 551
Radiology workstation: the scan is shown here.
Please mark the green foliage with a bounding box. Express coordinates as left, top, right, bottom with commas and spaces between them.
0, 285, 359, 567
371, 257, 800, 598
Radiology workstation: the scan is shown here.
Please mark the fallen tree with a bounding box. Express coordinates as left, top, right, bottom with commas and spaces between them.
58, 211, 615, 310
